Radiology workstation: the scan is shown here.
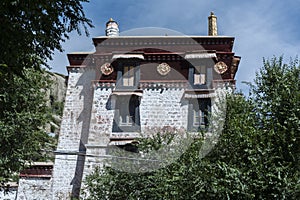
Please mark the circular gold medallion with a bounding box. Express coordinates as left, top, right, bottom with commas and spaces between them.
100, 63, 113, 75
157, 63, 171, 76
214, 61, 228, 74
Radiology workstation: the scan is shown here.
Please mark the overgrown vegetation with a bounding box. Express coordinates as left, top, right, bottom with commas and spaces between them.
0, 0, 92, 188
0, 69, 56, 184
84, 57, 300, 199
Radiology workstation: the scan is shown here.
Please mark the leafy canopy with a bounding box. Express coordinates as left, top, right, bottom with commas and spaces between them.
0, 0, 93, 186
0, 0, 93, 76
0, 69, 54, 184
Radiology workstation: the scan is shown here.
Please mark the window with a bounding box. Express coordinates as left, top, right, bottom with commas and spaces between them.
116, 62, 140, 89
112, 95, 141, 132
194, 66, 206, 85
188, 98, 211, 131
123, 66, 135, 86
117, 144, 139, 153
188, 61, 213, 89
193, 109, 206, 127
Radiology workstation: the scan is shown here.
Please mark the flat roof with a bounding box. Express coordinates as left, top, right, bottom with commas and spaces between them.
93, 35, 234, 39
68, 51, 94, 54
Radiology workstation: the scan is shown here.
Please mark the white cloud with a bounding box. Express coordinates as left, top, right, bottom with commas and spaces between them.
220, 0, 300, 92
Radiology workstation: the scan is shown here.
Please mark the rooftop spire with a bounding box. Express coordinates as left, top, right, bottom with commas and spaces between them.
208, 12, 218, 36
105, 18, 119, 37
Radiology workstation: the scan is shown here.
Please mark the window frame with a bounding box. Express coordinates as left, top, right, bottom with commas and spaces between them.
188, 98, 211, 131
116, 61, 140, 90
193, 65, 207, 85
112, 95, 141, 132
188, 60, 213, 89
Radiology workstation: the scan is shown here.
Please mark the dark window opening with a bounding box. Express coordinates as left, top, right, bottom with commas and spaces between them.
117, 144, 139, 153
188, 98, 211, 131
112, 95, 141, 132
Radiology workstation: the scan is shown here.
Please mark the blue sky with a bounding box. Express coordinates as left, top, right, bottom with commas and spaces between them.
48, 0, 300, 94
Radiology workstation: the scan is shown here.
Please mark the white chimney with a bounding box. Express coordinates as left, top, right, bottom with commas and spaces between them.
105, 18, 119, 37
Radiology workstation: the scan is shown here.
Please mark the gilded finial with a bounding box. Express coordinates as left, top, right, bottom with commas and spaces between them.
208, 12, 218, 36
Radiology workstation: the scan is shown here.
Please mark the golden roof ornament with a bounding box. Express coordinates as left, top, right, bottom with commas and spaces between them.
208, 12, 218, 36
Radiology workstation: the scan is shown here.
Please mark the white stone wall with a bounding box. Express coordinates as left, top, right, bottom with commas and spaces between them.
140, 88, 188, 132
82, 87, 189, 175
17, 178, 52, 200
52, 68, 96, 199
87, 88, 114, 146
56, 70, 85, 151
0, 189, 17, 200
82, 88, 113, 180
85, 87, 189, 144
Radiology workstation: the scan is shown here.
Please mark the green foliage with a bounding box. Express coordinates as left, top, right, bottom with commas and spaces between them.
0, 69, 53, 184
0, 0, 93, 76
248, 56, 300, 198
0, 0, 92, 188
84, 57, 299, 199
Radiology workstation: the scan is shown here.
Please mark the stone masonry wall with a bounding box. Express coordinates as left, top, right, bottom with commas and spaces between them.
17, 178, 52, 200
0, 188, 17, 200
52, 68, 96, 199
86, 88, 114, 146
140, 88, 188, 131
81, 87, 189, 196
82, 88, 114, 180
85, 87, 188, 146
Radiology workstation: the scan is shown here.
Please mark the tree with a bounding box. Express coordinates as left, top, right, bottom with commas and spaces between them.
0, 0, 93, 76
84, 57, 299, 199
0, 0, 93, 187
83, 95, 256, 200
0, 69, 54, 185
247, 56, 300, 198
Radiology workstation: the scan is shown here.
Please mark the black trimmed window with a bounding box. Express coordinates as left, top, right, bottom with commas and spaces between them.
188, 60, 213, 89
116, 62, 140, 89
193, 66, 206, 85
112, 95, 141, 132
122, 66, 135, 86
188, 98, 211, 131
